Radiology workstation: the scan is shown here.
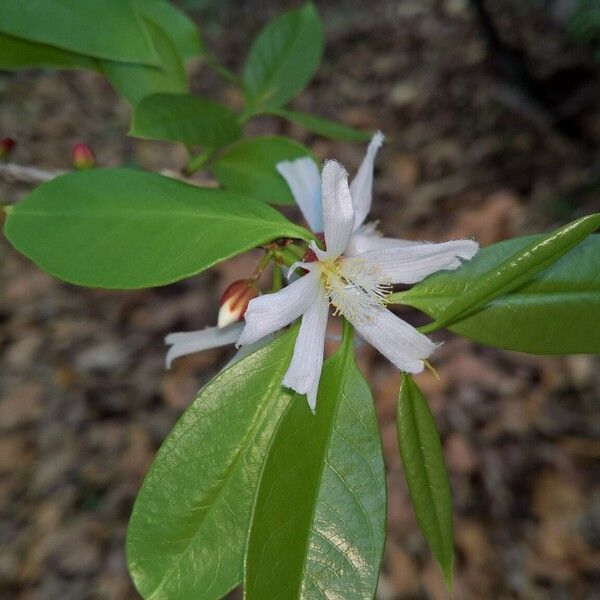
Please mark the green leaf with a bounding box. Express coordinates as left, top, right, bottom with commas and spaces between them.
243, 3, 323, 110
131, 93, 241, 147
399, 233, 600, 354
270, 108, 372, 141
418, 213, 600, 333
127, 328, 299, 600
0, 0, 158, 64
212, 136, 316, 204
246, 324, 386, 600
102, 18, 188, 106
397, 374, 453, 587
0, 31, 101, 71
136, 0, 204, 60
568, 0, 600, 44
4, 168, 311, 289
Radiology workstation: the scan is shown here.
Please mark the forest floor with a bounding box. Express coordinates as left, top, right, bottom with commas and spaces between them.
1, 1, 599, 598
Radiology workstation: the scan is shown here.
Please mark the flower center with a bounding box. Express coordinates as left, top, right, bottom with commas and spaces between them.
319, 257, 391, 322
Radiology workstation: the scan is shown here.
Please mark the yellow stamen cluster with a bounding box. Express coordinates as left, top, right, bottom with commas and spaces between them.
319, 257, 391, 322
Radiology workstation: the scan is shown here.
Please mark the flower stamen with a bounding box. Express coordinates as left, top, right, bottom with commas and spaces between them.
319, 257, 391, 322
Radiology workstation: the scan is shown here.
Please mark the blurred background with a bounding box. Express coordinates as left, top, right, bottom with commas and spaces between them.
1, 0, 599, 598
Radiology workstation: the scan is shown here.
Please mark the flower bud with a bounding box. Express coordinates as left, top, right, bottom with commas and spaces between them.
218, 279, 258, 328
302, 232, 326, 264
72, 143, 95, 170
0, 138, 15, 160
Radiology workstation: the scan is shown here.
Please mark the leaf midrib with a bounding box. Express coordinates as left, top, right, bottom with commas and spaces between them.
295, 349, 351, 599
10, 207, 284, 222
247, 9, 307, 100
406, 287, 600, 304
8, 207, 308, 240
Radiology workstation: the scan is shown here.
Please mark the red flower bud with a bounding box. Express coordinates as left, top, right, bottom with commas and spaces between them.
302, 232, 326, 264
218, 279, 258, 328
72, 143, 95, 170
0, 138, 16, 160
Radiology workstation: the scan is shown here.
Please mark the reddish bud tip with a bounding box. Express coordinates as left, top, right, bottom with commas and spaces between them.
72, 143, 95, 170
302, 232, 326, 264
218, 279, 258, 328
0, 138, 16, 160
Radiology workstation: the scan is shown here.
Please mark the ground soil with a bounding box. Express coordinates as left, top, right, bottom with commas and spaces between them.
1, 1, 599, 598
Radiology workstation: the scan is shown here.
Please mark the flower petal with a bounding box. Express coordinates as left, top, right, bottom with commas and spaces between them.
277, 158, 323, 233
359, 239, 479, 284
320, 160, 355, 259
351, 308, 437, 373
350, 131, 384, 231
165, 322, 243, 368
345, 232, 420, 257
236, 270, 322, 347
282, 291, 329, 412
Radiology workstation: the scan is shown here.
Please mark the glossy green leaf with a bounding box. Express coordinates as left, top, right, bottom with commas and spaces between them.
412, 213, 600, 334
131, 93, 241, 146
102, 19, 188, 106
127, 328, 298, 600
246, 325, 386, 600
136, 0, 203, 60
0, 31, 101, 71
4, 168, 311, 289
398, 233, 600, 354
0, 0, 158, 64
270, 108, 372, 141
397, 374, 453, 587
243, 3, 323, 110
212, 136, 316, 204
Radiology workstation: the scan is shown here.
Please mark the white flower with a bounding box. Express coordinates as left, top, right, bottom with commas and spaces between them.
165, 133, 478, 413
238, 141, 479, 411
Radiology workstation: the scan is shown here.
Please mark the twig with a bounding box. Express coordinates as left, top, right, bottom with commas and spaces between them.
0, 162, 66, 185
203, 53, 240, 86
0, 163, 220, 205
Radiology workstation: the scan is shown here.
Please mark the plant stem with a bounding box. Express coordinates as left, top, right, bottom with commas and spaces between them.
272, 265, 283, 291
185, 149, 215, 176
417, 321, 440, 334
274, 247, 300, 268
341, 317, 354, 350
204, 53, 240, 86
238, 108, 257, 125
386, 291, 407, 304
286, 243, 307, 259
251, 250, 273, 280
387, 291, 441, 334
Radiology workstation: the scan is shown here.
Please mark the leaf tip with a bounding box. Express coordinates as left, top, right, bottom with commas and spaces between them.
442, 557, 454, 593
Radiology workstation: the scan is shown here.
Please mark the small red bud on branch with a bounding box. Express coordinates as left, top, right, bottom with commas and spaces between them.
72, 143, 95, 170
0, 138, 16, 161
302, 232, 325, 264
